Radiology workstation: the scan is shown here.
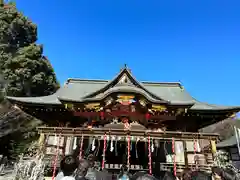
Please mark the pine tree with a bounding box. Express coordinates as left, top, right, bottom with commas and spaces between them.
0, 1, 59, 159
0, 2, 59, 97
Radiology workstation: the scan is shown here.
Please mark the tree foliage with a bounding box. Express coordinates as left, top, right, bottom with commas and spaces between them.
0, 2, 59, 97
0, 2, 59, 159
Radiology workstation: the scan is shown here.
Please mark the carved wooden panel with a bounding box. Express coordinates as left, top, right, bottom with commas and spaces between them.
117, 73, 133, 85
116, 95, 135, 105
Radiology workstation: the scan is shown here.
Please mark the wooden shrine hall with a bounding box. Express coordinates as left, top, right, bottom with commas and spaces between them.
6, 66, 240, 176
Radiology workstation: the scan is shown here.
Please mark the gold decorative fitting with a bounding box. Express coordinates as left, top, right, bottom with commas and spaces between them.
117, 95, 135, 100
151, 105, 166, 111
85, 103, 100, 110
65, 103, 73, 109
139, 99, 146, 106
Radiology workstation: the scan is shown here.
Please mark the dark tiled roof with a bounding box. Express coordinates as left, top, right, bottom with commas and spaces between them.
7, 93, 62, 105
59, 85, 170, 104
6, 67, 240, 111
217, 135, 237, 148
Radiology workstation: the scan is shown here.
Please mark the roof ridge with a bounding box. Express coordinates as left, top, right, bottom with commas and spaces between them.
67, 78, 183, 86
67, 78, 109, 83
141, 81, 182, 86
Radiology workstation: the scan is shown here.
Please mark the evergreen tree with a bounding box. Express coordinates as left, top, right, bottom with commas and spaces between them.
0, 2, 59, 97
0, 1, 59, 159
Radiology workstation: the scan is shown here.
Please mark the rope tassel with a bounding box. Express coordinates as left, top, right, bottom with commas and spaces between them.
79, 135, 84, 160
172, 137, 177, 177
127, 135, 131, 171
148, 135, 152, 175
52, 133, 61, 180
102, 133, 107, 170
193, 138, 199, 169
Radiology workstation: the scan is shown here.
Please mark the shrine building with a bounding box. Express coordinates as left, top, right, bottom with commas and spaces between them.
6, 66, 240, 175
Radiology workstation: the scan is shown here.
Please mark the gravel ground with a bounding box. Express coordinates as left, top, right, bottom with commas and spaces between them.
0, 172, 14, 180
0, 171, 52, 180
0, 173, 51, 180
0, 174, 13, 180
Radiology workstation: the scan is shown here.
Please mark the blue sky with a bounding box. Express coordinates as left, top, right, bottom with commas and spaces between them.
14, 0, 240, 106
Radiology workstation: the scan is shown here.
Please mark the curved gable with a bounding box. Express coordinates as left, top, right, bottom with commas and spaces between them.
83, 67, 168, 102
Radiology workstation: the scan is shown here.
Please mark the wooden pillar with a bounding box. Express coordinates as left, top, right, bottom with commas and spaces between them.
183, 140, 188, 168
62, 122, 69, 156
